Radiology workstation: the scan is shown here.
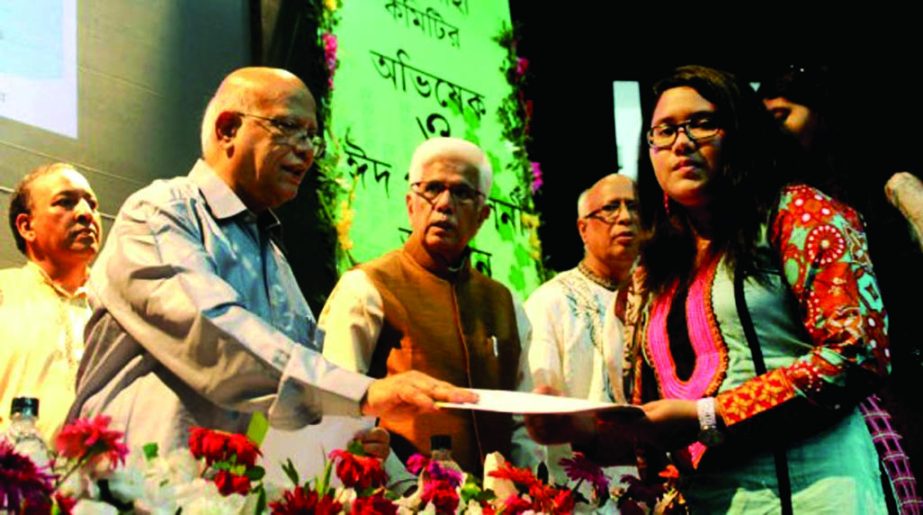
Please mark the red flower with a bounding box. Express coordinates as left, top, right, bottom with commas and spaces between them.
0, 441, 54, 512
488, 462, 539, 489
350, 491, 397, 514
270, 487, 343, 515
421, 479, 459, 515
501, 495, 533, 515
188, 427, 260, 466
227, 433, 260, 468
54, 415, 128, 471
560, 451, 609, 496
658, 464, 680, 480
550, 487, 575, 513
329, 449, 386, 490
53, 493, 78, 514
213, 470, 252, 496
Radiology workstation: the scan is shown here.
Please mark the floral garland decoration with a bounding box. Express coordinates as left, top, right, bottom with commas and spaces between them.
494, 25, 548, 279
305, 0, 361, 268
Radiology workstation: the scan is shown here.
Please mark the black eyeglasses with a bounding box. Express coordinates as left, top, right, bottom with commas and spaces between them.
238, 112, 326, 156
583, 199, 638, 223
646, 116, 721, 149
411, 181, 484, 205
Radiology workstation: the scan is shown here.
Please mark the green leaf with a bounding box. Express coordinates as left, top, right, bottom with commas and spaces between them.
143, 442, 159, 460
254, 486, 267, 515
281, 458, 301, 486
346, 439, 366, 456
245, 465, 266, 481
317, 458, 334, 495
211, 461, 231, 472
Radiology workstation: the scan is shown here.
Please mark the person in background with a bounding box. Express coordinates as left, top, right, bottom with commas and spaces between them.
0, 162, 102, 440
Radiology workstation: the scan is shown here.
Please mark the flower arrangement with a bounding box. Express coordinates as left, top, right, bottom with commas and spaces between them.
2, 416, 683, 514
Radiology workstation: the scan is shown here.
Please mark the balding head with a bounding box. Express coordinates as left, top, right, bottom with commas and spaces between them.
201, 67, 312, 157
578, 174, 636, 219
577, 173, 639, 284
200, 67, 319, 212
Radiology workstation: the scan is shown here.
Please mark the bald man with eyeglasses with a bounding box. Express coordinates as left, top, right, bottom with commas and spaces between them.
523, 173, 640, 488
68, 68, 475, 453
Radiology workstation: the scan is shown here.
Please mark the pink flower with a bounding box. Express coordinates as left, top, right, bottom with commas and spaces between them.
560, 451, 609, 495
55, 415, 128, 471
0, 441, 54, 511
530, 161, 543, 193
426, 460, 463, 488
322, 32, 338, 89
515, 57, 529, 78
406, 453, 429, 474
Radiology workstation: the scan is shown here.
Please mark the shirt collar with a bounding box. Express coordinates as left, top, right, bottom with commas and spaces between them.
189, 159, 249, 220
23, 261, 88, 300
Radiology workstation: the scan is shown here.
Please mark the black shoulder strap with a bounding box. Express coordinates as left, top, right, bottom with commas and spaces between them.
733, 268, 794, 515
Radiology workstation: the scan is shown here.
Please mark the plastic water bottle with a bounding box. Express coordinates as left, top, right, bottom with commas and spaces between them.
6, 397, 50, 469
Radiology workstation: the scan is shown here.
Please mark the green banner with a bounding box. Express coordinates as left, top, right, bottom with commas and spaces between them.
327, 0, 541, 297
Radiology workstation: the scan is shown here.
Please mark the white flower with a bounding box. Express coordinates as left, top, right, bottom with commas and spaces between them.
145, 447, 199, 486
482, 452, 517, 502
72, 500, 119, 515
174, 479, 247, 515
57, 473, 98, 499
107, 462, 146, 503
464, 499, 485, 514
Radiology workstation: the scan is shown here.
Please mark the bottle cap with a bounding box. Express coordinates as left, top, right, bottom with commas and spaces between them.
430, 434, 452, 451
11, 397, 39, 418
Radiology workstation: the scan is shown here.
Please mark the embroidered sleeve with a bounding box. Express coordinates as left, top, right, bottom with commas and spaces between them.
716, 185, 890, 426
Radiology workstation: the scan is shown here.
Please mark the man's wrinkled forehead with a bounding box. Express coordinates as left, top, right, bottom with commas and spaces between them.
422, 158, 479, 184
587, 176, 636, 209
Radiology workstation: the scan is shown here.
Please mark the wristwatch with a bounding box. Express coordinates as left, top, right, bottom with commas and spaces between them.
696, 397, 724, 446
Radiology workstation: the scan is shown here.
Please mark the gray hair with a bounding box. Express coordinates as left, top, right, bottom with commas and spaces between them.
408, 137, 492, 195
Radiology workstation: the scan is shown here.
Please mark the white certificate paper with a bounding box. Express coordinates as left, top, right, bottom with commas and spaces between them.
437, 389, 644, 416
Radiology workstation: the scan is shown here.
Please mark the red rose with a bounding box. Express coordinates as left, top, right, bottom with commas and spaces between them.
227, 433, 261, 467
329, 449, 363, 488
329, 450, 387, 489
350, 492, 397, 515
421, 479, 459, 515
213, 470, 251, 496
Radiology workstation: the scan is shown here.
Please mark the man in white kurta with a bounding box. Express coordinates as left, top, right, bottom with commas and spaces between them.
525, 174, 639, 489
0, 163, 102, 440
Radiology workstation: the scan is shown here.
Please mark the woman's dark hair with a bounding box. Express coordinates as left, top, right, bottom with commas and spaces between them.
638, 65, 807, 292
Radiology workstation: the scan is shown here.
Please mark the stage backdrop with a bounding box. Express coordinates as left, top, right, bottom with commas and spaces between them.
325, 0, 541, 298
0, 0, 251, 268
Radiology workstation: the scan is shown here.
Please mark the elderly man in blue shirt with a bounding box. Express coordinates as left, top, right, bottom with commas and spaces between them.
69, 67, 475, 452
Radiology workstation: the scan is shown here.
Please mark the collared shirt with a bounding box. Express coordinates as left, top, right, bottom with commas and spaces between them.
69, 159, 372, 451
0, 261, 90, 440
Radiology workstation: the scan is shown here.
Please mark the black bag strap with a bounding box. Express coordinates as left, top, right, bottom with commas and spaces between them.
733, 269, 794, 515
